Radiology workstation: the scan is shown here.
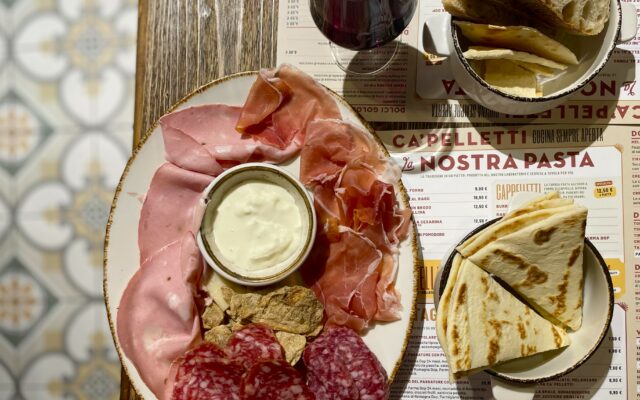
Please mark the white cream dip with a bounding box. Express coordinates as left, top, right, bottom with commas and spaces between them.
209, 179, 303, 271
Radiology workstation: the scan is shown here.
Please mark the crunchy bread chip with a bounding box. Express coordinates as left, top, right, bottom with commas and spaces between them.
228, 292, 263, 322
483, 60, 539, 98
202, 303, 225, 329
227, 286, 324, 335
204, 325, 233, 348
455, 21, 578, 65
464, 47, 567, 70
276, 331, 306, 365
203, 272, 248, 312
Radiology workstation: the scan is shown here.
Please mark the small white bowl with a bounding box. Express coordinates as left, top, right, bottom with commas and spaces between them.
196, 163, 316, 286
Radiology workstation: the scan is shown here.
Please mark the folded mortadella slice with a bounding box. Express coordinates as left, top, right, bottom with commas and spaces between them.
137, 163, 211, 264
160, 104, 299, 175
237, 65, 341, 150
117, 235, 203, 400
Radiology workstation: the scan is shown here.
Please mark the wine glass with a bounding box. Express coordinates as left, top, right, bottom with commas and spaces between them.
309, 0, 417, 75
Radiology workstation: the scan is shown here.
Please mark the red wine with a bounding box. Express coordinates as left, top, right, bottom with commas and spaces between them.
310, 0, 416, 51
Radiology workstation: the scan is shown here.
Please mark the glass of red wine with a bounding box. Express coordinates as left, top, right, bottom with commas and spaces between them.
310, 0, 417, 75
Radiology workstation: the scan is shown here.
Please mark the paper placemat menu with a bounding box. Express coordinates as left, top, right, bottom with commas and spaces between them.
377, 124, 638, 399
277, 0, 640, 124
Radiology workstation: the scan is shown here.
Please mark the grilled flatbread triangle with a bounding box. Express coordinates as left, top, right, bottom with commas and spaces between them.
458, 204, 576, 256
445, 259, 570, 380
436, 253, 463, 367
461, 205, 587, 330
502, 192, 573, 219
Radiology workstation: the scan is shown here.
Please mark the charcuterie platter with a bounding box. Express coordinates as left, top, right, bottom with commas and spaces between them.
104, 67, 419, 399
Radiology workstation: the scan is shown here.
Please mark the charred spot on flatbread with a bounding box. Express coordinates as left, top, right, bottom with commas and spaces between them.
568, 246, 582, 266
551, 326, 562, 347
533, 227, 557, 245
487, 339, 500, 365
525, 266, 548, 285
452, 326, 461, 356
488, 249, 529, 270
488, 319, 506, 336
456, 283, 468, 307
520, 344, 537, 356
548, 271, 570, 317
480, 276, 489, 291
517, 321, 527, 340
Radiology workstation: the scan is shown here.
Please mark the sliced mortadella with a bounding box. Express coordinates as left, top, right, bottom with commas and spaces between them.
138, 163, 211, 264
117, 236, 203, 400
237, 65, 341, 150
160, 104, 298, 175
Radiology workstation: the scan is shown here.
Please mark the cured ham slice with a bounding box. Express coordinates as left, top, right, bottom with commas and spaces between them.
160, 104, 299, 176
299, 119, 410, 330
300, 119, 387, 186
306, 229, 383, 332
237, 65, 341, 150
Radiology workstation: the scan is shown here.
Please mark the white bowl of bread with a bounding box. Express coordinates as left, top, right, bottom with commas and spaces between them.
434, 192, 614, 398
424, 0, 637, 114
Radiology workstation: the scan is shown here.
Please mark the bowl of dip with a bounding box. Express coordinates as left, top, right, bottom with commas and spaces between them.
197, 163, 316, 286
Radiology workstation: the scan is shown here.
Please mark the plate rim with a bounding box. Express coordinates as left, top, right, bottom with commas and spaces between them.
437, 217, 615, 384
103, 71, 420, 398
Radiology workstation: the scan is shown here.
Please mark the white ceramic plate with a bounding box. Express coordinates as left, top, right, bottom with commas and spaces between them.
104, 72, 419, 399
435, 193, 614, 384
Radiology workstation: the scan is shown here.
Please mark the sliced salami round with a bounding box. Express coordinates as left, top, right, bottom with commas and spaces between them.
224, 324, 284, 370
241, 359, 315, 400
303, 326, 389, 400
172, 358, 244, 400
174, 342, 227, 382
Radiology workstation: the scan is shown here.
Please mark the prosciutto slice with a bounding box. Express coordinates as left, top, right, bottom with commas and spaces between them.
300, 119, 411, 330
305, 229, 383, 332
237, 65, 341, 150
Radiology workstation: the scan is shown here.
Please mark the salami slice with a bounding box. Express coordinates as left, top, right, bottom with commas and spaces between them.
225, 324, 284, 370
172, 359, 244, 400
303, 326, 389, 400
241, 359, 315, 400
174, 342, 226, 382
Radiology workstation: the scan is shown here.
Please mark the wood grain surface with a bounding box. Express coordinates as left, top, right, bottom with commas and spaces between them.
126, 0, 449, 398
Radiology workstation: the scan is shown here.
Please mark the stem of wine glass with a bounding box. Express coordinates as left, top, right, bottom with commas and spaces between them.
328, 36, 401, 76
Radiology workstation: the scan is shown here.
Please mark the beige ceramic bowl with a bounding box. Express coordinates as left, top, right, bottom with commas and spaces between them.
196, 162, 317, 286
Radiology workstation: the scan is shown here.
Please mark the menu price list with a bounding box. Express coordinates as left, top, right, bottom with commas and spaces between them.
632, 129, 640, 257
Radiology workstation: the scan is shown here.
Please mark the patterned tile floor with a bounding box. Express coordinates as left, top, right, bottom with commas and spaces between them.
0, 0, 136, 398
